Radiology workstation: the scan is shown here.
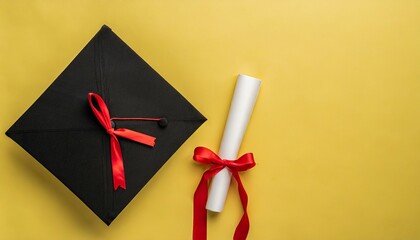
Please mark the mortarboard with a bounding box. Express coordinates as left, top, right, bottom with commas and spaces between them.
5, 25, 206, 225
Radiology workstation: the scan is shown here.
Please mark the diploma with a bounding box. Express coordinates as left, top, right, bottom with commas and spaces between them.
206, 74, 261, 212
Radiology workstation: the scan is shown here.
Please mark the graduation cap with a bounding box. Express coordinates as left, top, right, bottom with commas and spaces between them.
6, 25, 206, 225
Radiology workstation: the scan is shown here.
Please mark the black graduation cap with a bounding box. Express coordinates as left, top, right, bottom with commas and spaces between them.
5, 25, 206, 225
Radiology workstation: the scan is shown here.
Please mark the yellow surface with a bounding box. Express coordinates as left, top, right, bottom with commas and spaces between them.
1, 0, 420, 239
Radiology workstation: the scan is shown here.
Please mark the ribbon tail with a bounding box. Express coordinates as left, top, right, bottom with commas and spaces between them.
193, 173, 209, 240
193, 167, 224, 240
231, 171, 250, 240
110, 136, 126, 190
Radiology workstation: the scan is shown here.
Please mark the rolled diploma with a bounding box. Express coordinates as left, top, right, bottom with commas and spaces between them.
206, 74, 261, 212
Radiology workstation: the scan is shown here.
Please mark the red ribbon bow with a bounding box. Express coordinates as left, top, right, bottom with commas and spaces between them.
193, 146, 256, 240
88, 93, 156, 190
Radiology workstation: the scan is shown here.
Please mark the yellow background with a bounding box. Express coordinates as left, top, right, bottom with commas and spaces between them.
1, 0, 420, 239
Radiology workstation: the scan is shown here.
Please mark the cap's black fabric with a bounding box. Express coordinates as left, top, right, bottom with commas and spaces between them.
6, 25, 206, 225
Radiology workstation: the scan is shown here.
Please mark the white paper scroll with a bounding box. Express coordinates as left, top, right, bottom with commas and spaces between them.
206, 74, 261, 212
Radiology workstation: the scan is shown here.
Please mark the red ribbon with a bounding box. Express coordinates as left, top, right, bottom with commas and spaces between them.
193, 146, 256, 240
88, 93, 156, 190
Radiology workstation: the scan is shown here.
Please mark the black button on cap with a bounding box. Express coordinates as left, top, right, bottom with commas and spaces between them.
158, 118, 168, 128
